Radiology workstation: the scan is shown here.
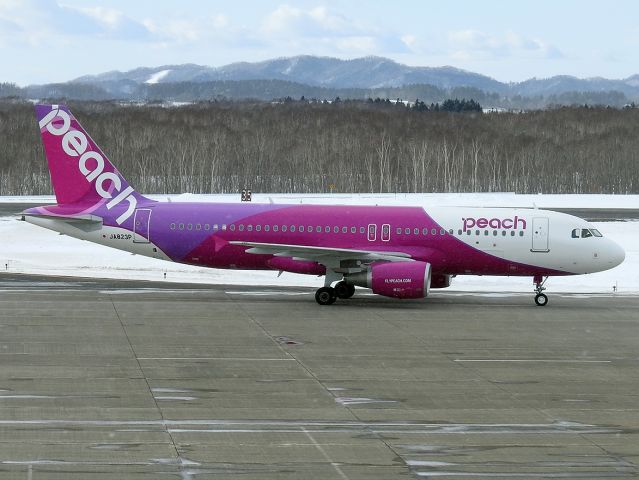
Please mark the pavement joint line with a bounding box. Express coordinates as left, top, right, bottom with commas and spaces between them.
109, 298, 182, 465
137, 357, 295, 361
224, 291, 409, 476
301, 427, 350, 480
454, 359, 612, 363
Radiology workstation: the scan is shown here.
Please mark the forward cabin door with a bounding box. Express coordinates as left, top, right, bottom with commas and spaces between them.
133, 208, 152, 243
531, 217, 549, 252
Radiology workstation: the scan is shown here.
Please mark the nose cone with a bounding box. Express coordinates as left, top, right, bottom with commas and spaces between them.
606, 239, 625, 269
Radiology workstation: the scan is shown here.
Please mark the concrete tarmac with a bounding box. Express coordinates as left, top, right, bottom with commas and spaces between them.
0, 273, 638, 479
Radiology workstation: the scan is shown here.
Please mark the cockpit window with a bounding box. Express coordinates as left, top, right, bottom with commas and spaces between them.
571, 228, 580, 238
581, 228, 593, 238
590, 229, 603, 237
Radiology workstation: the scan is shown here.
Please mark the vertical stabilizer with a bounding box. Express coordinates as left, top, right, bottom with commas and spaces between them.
35, 104, 152, 225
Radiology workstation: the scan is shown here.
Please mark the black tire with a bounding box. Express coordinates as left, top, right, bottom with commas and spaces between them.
334, 281, 356, 299
315, 287, 337, 305
534, 293, 548, 306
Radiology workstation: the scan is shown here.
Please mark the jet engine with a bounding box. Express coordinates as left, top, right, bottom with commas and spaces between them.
346, 261, 431, 299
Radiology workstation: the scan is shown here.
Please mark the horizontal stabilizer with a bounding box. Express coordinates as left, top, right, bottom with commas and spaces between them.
21, 213, 103, 224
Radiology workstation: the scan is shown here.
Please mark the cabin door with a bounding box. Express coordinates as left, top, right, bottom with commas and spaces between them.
531, 217, 549, 252
133, 208, 152, 243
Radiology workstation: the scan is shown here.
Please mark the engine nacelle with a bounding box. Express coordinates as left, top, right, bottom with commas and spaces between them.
430, 273, 453, 289
346, 261, 431, 299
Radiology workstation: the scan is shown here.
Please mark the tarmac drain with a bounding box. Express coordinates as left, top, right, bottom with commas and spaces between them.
275, 336, 304, 346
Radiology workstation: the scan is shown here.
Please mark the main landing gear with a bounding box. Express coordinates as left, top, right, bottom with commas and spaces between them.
533, 275, 549, 306
315, 281, 356, 305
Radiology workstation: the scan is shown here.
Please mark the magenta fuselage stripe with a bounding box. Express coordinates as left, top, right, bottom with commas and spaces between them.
128, 202, 568, 277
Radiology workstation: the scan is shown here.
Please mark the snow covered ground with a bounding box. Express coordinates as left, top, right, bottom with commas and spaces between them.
0, 193, 637, 295
3, 192, 639, 209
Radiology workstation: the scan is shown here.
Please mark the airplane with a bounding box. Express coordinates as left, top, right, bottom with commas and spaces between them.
22, 104, 625, 306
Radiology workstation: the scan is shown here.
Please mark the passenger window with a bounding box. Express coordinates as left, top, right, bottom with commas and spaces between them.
333, 226, 339, 233
222, 224, 227, 231
324, 226, 330, 233
229, 224, 235, 231
519, 231, 524, 237
273, 225, 279, 232
441, 229, 446, 235
299, 226, 304, 232
204, 224, 210, 231
405, 228, 411, 235
466, 230, 471, 235
502, 231, 506, 236
247, 225, 253, 231
449, 229, 454, 235
476, 230, 480, 235
256, 225, 261, 232
264, 225, 270, 232
170, 223, 176, 230
424, 228, 429, 235
457, 229, 462, 235
178, 223, 184, 230
196, 224, 201, 230
582, 229, 592, 238
360, 226, 365, 234
510, 231, 515, 236
187, 223, 193, 230
239, 224, 246, 231
396, 227, 402, 234
281, 225, 287, 232
431, 228, 437, 235
316, 226, 322, 233
414, 228, 420, 235
484, 230, 489, 236
493, 230, 498, 236
351, 226, 356, 234
290, 225, 296, 232
213, 224, 218, 230
342, 226, 348, 233
591, 229, 602, 237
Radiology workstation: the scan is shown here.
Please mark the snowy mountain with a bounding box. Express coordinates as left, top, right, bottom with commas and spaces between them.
70, 55, 639, 98
71, 56, 506, 92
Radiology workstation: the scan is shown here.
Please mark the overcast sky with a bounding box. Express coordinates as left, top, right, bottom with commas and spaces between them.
2, 0, 638, 86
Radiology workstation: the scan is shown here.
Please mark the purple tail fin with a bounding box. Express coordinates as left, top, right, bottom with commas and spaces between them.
35, 104, 151, 225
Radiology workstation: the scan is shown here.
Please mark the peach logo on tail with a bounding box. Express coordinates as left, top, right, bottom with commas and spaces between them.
39, 105, 136, 225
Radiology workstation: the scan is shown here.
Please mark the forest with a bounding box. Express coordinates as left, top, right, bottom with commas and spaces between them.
0, 99, 638, 196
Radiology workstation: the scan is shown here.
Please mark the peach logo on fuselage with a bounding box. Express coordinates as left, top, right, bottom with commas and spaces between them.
39, 105, 136, 225
462, 216, 527, 232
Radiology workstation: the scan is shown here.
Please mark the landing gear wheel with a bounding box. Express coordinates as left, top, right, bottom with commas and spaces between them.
334, 281, 355, 299
533, 275, 549, 307
315, 287, 337, 305
534, 293, 548, 306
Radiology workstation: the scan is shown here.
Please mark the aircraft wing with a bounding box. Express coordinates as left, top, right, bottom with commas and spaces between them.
229, 241, 413, 270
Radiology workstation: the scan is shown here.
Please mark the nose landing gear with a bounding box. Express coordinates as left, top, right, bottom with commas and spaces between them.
533, 275, 549, 306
